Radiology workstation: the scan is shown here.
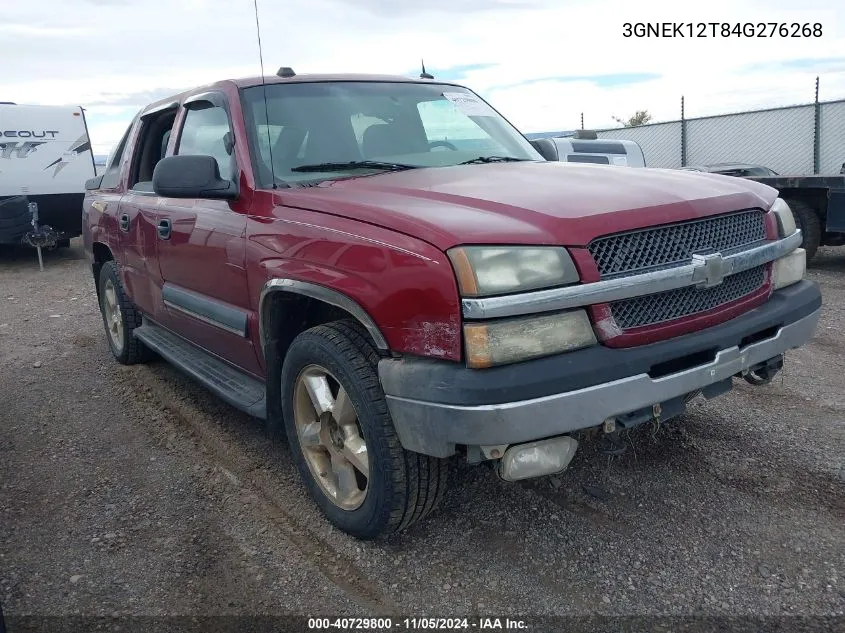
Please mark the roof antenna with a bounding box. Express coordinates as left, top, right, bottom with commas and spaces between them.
253, 0, 277, 189
420, 59, 434, 79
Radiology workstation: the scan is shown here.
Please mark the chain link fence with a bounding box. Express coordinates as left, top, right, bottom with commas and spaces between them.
684, 105, 816, 174
819, 100, 845, 175
593, 122, 683, 169
589, 83, 845, 176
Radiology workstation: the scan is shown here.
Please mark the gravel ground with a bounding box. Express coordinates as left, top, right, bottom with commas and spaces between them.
0, 240, 843, 624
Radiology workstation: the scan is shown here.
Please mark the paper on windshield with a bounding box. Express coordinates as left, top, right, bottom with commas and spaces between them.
442, 92, 496, 117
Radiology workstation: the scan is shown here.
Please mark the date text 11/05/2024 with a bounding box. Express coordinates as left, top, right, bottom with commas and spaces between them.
623, 22, 823, 38
307, 618, 528, 630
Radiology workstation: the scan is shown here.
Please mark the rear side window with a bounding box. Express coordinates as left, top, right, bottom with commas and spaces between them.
177, 105, 234, 178
100, 123, 133, 189
567, 154, 610, 164
570, 140, 627, 155
745, 167, 776, 177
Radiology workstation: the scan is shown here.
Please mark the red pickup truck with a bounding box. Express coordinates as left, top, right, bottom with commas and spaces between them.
83, 70, 821, 539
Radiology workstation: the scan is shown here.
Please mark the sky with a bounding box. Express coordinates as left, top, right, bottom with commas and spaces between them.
3, 0, 844, 156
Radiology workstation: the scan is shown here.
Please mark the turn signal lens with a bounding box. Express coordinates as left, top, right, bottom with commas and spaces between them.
464, 310, 596, 368
773, 247, 805, 290
771, 198, 797, 237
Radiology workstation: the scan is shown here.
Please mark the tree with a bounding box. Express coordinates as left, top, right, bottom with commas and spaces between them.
612, 110, 653, 127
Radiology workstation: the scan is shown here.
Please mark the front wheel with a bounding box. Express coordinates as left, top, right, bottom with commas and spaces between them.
280, 320, 448, 539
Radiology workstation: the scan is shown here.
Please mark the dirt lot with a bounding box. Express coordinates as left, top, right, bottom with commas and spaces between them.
0, 240, 843, 624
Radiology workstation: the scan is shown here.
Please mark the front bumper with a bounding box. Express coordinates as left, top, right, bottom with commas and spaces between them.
379, 281, 822, 458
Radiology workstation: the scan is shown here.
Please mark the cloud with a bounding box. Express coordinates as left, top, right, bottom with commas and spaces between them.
83, 89, 188, 108
329, 0, 541, 15
0, 24, 92, 37
488, 72, 662, 92
742, 56, 845, 73
3, 0, 843, 154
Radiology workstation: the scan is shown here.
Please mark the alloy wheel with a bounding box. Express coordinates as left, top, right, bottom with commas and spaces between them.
292, 365, 370, 510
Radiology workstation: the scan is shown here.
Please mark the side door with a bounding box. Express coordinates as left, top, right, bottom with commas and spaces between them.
86, 121, 134, 268
153, 93, 260, 376
115, 103, 178, 317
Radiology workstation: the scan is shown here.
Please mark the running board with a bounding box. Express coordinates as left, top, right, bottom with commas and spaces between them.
134, 321, 267, 419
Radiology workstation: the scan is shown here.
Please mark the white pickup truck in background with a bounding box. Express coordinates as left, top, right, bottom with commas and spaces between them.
527, 130, 647, 167
0, 102, 96, 247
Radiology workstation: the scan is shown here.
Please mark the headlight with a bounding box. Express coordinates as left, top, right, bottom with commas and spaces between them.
464, 310, 596, 368
771, 198, 796, 237
447, 246, 579, 297
773, 247, 805, 290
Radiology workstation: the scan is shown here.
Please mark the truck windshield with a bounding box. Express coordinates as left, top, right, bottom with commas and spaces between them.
240, 81, 543, 187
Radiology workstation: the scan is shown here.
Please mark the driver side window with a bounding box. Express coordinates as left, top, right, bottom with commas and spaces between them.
128, 108, 177, 192
177, 105, 234, 179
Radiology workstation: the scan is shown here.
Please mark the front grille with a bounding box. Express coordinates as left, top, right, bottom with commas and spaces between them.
610, 265, 766, 330
588, 210, 766, 278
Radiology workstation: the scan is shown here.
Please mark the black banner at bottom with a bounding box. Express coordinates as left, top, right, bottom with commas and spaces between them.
3, 615, 844, 633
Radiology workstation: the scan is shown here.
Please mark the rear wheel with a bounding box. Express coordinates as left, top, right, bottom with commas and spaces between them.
785, 198, 821, 262
97, 261, 150, 365
280, 320, 448, 539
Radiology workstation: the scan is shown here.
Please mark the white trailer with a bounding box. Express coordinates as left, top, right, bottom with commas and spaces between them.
0, 103, 96, 246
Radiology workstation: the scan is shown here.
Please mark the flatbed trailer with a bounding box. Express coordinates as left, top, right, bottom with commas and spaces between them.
750, 175, 845, 261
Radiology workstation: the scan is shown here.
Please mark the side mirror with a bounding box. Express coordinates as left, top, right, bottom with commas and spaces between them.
529, 138, 559, 162
152, 155, 237, 199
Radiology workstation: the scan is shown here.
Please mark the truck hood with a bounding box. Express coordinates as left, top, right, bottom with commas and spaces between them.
276, 162, 778, 250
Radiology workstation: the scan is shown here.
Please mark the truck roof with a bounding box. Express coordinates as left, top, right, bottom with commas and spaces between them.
141, 73, 463, 115
234, 73, 456, 88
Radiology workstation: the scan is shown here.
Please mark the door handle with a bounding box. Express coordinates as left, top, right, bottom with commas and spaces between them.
157, 218, 172, 240
119, 214, 130, 232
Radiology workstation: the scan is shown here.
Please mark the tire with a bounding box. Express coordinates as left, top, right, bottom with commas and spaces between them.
0, 209, 31, 245
0, 215, 30, 230
280, 319, 448, 540
97, 260, 150, 365
0, 197, 31, 233
786, 198, 822, 262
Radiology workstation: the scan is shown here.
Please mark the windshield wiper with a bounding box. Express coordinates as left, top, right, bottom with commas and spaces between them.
290, 160, 419, 173
458, 156, 531, 165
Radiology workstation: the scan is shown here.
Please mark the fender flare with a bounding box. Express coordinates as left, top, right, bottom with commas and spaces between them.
258, 278, 389, 354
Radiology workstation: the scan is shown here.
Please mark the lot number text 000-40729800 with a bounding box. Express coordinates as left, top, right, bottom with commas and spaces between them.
623, 22, 823, 38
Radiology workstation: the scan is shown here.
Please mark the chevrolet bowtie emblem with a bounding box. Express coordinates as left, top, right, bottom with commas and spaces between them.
692, 252, 727, 288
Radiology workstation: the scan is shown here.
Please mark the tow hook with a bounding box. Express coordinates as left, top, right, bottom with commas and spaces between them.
599, 417, 626, 456
743, 354, 784, 386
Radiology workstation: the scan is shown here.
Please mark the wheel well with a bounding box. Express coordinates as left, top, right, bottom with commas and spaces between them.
260, 290, 388, 438
778, 189, 838, 246
262, 291, 385, 363
779, 188, 827, 218
91, 242, 113, 298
